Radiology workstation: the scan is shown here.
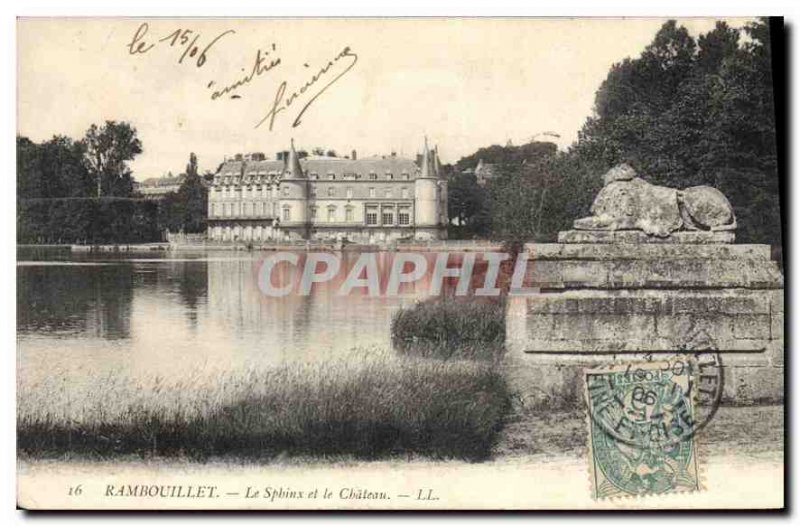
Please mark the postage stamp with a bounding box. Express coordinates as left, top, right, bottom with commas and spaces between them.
585, 358, 706, 499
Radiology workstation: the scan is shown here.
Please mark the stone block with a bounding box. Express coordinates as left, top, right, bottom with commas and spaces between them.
527, 243, 772, 261
771, 310, 784, 341
719, 350, 769, 367
721, 366, 784, 404
766, 339, 784, 367
732, 314, 772, 340
547, 313, 655, 342
522, 336, 766, 354
557, 230, 735, 244
770, 290, 785, 313
655, 313, 734, 342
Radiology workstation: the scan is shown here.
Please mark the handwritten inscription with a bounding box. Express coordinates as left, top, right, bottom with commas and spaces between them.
127, 22, 235, 68
126, 23, 358, 132
254, 46, 358, 131
207, 43, 281, 101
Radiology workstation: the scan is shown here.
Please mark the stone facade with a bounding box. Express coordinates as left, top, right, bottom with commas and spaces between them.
506, 231, 784, 407
206, 139, 448, 244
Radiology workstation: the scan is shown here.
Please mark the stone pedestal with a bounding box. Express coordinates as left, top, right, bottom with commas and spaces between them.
505, 231, 784, 407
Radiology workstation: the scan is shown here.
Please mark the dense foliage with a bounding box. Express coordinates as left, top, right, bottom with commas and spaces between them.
17, 122, 209, 243
449, 19, 782, 247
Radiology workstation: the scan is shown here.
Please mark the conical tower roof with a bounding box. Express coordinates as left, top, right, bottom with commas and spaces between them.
284, 139, 305, 179
420, 137, 434, 178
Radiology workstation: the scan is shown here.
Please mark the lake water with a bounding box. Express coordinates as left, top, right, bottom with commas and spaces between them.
17, 249, 434, 386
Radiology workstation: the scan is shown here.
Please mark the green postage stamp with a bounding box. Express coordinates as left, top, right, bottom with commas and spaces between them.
585, 358, 704, 499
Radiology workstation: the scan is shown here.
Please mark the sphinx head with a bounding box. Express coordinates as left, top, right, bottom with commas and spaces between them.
602, 163, 637, 186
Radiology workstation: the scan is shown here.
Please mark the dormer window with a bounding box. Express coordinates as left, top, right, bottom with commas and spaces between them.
402, 172, 410, 180
369, 172, 378, 180
328, 173, 336, 180
310, 172, 319, 180
386, 172, 393, 180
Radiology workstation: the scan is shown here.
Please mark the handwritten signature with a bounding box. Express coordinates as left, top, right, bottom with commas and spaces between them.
254, 46, 358, 131
127, 23, 359, 132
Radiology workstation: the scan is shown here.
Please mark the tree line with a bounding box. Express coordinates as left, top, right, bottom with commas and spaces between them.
17, 121, 208, 244
448, 18, 782, 248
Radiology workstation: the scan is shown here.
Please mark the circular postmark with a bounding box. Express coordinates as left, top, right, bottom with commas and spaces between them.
585, 352, 723, 450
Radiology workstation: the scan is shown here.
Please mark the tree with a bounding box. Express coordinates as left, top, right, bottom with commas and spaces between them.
447, 170, 490, 237
17, 135, 92, 199
573, 18, 781, 246
84, 121, 142, 197
158, 153, 209, 234
177, 152, 208, 233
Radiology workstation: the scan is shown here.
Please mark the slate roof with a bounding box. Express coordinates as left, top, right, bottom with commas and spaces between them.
213, 155, 431, 186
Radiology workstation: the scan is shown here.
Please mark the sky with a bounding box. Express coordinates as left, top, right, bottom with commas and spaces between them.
17, 17, 755, 180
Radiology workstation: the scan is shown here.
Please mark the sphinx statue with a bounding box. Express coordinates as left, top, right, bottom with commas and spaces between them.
573, 164, 736, 237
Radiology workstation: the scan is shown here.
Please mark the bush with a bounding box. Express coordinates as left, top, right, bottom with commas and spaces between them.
17, 198, 161, 244
391, 298, 506, 361
17, 352, 511, 462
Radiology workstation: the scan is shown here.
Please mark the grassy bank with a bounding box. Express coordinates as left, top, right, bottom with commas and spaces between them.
391, 298, 506, 361
18, 352, 511, 461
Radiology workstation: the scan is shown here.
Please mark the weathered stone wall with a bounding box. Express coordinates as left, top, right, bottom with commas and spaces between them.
505, 235, 784, 407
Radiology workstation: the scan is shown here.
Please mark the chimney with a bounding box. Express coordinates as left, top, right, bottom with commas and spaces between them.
351, 149, 357, 161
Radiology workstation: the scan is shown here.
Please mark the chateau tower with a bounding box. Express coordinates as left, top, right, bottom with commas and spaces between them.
278, 139, 309, 240
414, 137, 440, 239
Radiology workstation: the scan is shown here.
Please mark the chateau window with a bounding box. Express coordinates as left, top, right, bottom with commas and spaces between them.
382, 206, 395, 226
328, 187, 335, 197
346, 187, 353, 199
261, 202, 267, 216
282, 206, 290, 221
310, 185, 317, 198
310, 206, 318, 220
282, 186, 289, 197
243, 202, 250, 216
401, 187, 409, 199
385, 189, 392, 199
345, 206, 354, 222
369, 187, 376, 198
210, 204, 216, 217
398, 207, 411, 225
365, 206, 378, 226
327, 206, 336, 222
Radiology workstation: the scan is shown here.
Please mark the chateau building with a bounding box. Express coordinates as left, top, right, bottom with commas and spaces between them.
207, 139, 448, 243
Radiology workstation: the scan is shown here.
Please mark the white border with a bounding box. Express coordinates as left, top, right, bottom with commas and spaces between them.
4, 1, 797, 524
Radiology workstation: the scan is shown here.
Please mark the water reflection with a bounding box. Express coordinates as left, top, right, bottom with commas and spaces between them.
17, 250, 423, 384
17, 263, 134, 340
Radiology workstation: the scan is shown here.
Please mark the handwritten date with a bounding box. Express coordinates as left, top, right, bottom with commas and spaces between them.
127, 22, 234, 68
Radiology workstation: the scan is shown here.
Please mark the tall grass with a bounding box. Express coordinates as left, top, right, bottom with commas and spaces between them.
391, 298, 506, 361
18, 352, 511, 461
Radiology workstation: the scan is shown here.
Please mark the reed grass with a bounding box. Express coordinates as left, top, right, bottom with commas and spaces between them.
391, 298, 506, 361
18, 351, 511, 461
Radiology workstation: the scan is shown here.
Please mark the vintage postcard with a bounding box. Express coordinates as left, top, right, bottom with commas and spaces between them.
16, 17, 784, 510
